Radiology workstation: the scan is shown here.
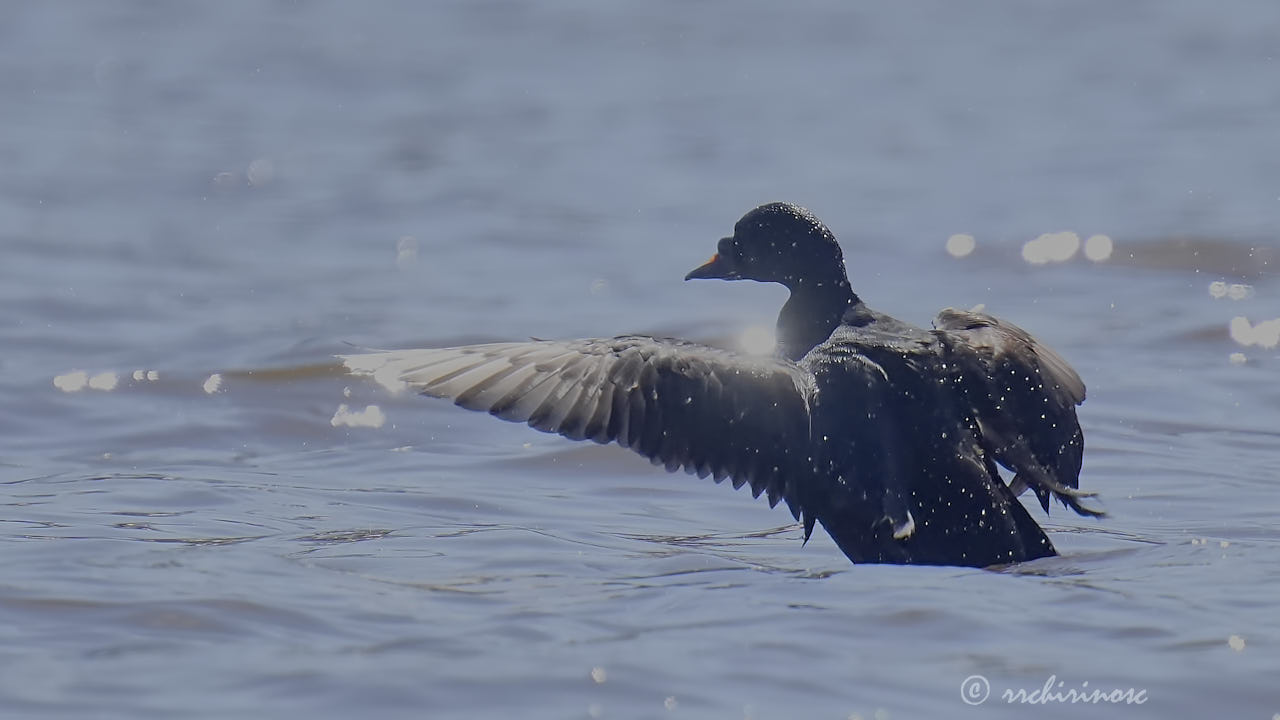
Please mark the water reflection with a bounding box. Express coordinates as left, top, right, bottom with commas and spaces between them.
202, 373, 223, 394
1208, 281, 1254, 300
1108, 237, 1275, 278
1228, 316, 1280, 348
1022, 231, 1081, 264
1084, 234, 1113, 262
945, 233, 975, 258
330, 404, 386, 428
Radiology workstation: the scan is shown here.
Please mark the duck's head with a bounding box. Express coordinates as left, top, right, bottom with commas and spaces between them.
685, 202, 847, 290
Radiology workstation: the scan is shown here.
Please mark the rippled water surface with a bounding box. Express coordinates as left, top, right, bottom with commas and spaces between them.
3, 2, 1278, 718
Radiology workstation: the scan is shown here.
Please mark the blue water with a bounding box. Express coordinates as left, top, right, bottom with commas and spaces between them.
3, 2, 1278, 718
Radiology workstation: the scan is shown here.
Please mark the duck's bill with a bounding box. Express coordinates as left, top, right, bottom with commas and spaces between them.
684, 252, 739, 281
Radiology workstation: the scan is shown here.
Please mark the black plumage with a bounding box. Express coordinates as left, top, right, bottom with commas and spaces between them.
695, 202, 1097, 517
342, 202, 1100, 567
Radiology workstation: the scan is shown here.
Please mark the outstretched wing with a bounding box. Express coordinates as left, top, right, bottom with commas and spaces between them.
341, 336, 818, 522
934, 308, 1095, 516
935, 308, 1084, 406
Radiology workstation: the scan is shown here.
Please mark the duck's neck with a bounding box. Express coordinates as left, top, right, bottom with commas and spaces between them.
776, 276, 861, 361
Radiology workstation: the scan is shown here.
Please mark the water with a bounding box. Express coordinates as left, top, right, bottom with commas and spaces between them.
3, 2, 1278, 718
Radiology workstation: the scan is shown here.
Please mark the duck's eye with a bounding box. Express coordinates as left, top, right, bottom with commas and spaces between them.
717, 238, 748, 264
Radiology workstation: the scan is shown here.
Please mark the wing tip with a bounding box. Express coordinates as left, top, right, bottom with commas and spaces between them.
338, 352, 410, 394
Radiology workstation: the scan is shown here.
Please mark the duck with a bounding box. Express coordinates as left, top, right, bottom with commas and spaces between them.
691, 203, 1095, 518
342, 202, 1101, 567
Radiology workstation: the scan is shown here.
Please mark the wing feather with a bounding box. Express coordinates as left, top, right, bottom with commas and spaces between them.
935, 308, 1084, 406
341, 336, 817, 519
934, 308, 1098, 516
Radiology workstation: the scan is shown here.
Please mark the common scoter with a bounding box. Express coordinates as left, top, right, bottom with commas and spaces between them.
342, 203, 1100, 567
692, 203, 1096, 518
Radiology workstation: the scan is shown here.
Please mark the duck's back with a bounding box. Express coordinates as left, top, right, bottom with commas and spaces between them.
800, 318, 1056, 566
